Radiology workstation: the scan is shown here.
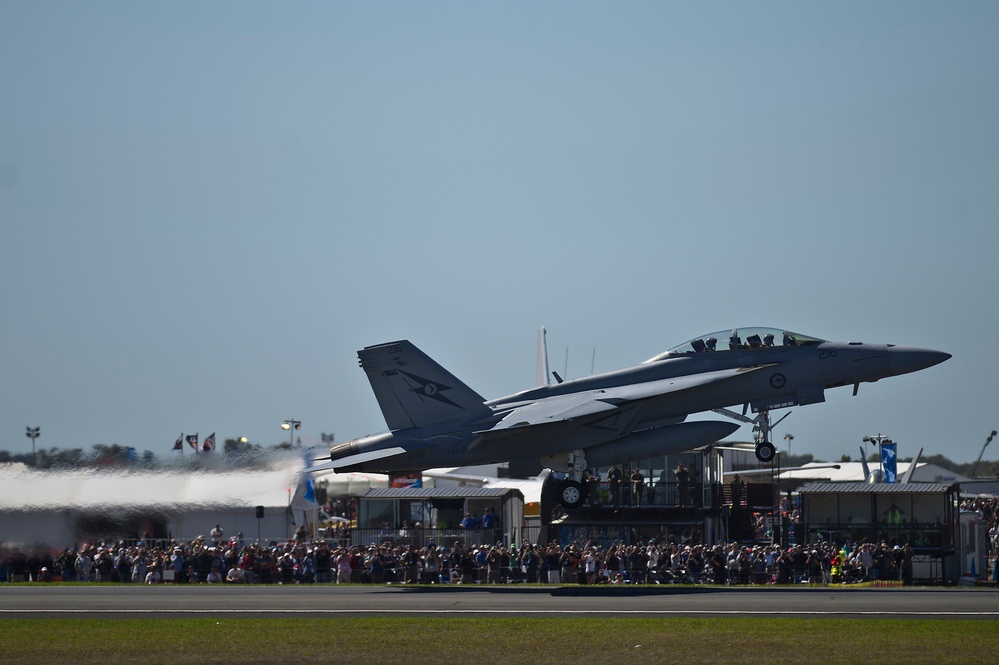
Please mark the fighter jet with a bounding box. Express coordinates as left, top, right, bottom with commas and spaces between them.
312, 327, 949, 509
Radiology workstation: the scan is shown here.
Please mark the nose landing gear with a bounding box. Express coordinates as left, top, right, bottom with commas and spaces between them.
712, 406, 788, 463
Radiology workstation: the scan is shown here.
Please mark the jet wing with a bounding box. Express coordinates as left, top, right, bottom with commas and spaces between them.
486, 394, 620, 431
481, 364, 774, 435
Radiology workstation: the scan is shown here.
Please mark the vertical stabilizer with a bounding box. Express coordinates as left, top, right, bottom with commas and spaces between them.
357, 341, 491, 431
859, 446, 871, 482
900, 447, 923, 484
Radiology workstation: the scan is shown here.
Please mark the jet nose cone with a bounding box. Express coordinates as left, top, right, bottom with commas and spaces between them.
888, 346, 951, 377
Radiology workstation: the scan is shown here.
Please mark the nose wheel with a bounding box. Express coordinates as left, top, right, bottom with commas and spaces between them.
755, 440, 776, 463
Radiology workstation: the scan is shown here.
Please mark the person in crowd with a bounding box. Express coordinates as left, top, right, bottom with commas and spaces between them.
544, 543, 563, 584
75, 548, 94, 582
806, 549, 824, 585
522, 543, 541, 583
457, 547, 476, 584
144, 563, 161, 584
55, 550, 75, 582
423, 546, 441, 584
607, 465, 622, 505
630, 468, 645, 506
170, 547, 185, 583
335, 547, 351, 584
485, 545, 504, 584
675, 463, 689, 506
314, 543, 331, 584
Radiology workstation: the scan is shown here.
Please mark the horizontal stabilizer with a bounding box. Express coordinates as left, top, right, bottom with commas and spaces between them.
307, 446, 407, 474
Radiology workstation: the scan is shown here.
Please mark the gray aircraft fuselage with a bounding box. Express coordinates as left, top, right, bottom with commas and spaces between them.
322, 328, 949, 474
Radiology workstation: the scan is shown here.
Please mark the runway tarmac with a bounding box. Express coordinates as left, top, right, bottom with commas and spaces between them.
2, 585, 998, 619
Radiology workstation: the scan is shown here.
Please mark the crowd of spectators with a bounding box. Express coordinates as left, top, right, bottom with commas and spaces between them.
1, 534, 924, 586
962, 496, 999, 554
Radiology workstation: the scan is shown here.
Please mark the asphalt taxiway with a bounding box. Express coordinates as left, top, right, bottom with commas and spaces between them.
2, 585, 998, 619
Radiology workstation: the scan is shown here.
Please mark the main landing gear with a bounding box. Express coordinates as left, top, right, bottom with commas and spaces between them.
557, 479, 587, 510
713, 406, 787, 463
551, 449, 589, 510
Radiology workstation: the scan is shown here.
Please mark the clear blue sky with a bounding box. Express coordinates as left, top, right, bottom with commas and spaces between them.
2, 2, 996, 463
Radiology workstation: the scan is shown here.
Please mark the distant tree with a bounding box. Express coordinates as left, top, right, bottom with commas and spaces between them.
89, 444, 135, 467
0, 443, 305, 471
224, 437, 258, 455
38, 447, 85, 468
0, 450, 35, 465
785, 453, 813, 467
839, 454, 852, 463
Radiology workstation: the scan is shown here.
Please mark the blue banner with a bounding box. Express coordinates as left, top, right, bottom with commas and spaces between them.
881, 442, 897, 483
303, 450, 317, 503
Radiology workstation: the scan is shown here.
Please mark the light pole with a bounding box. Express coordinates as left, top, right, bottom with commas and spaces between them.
863, 434, 892, 448
26, 427, 40, 466
971, 430, 998, 478
784, 433, 794, 459
281, 419, 301, 447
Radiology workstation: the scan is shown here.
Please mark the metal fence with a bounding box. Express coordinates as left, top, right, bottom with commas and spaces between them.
350, 526, 542, 549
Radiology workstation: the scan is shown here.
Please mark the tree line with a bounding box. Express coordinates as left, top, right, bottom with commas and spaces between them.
0, 438, 300, 470
2, 443, 996, 478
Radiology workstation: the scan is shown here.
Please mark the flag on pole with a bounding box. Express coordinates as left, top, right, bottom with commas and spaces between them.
881, 442, 898, 484
187, 433, 199, 451
303, 450, 316, 503
173, 434, 184, 451
202, 433, 215, 453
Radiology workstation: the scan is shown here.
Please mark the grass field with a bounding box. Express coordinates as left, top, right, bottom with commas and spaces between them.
1, 617, 996, 665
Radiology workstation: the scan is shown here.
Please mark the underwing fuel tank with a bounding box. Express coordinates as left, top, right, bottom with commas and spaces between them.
579, 420, 740, 469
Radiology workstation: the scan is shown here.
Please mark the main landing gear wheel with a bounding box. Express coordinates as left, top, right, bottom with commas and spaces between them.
558, 479, 587, 510
755, 440, 776, 463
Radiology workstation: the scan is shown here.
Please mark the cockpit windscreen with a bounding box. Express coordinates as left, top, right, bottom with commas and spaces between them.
645, 327, 825, 362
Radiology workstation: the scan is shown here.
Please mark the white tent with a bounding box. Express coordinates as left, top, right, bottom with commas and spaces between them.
0, 462, 388, 550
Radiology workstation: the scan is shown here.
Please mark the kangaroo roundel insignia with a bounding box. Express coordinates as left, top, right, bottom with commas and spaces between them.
770, 373, 786, 390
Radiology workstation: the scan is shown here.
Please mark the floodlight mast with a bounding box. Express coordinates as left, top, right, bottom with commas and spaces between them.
25, 427, 40, 466
971, 430, 998, 478
281, 419, 302, 447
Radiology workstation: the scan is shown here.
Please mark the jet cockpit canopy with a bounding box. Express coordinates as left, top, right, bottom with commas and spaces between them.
645, 327, 825, 362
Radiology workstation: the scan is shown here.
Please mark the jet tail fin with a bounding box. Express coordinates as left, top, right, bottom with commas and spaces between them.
859, 446, 871, 482
357, 341, 492, 430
